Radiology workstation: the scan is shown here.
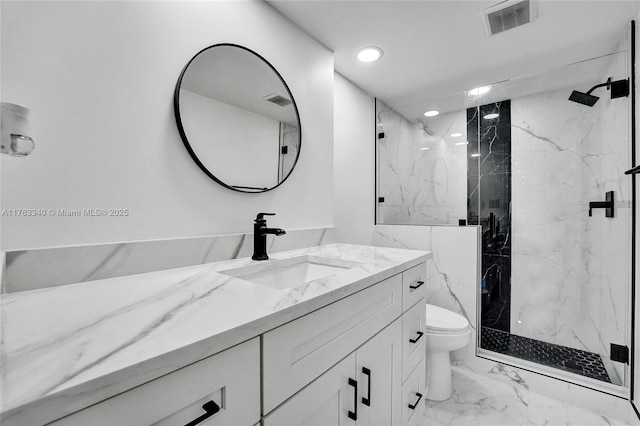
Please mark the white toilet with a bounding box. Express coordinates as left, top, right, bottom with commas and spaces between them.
424, 304, 471, 401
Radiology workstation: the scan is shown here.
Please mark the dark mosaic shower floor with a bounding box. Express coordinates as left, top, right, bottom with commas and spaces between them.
481, 327, 612, 383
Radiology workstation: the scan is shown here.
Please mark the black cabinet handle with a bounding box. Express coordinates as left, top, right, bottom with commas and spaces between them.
348, 378, 358, 421
184, 400, 220, 426
409, 280, 424, 290
408, 392, 423, 410
409, 331, 424, 344
362, 367, 371, 406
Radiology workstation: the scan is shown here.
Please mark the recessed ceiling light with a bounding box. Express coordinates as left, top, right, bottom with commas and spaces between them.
454, 142, 469, 146
470, 153, 481, 157
450, 132, 463, 138
469, 86, 491, 96
420, 147, 430, 150
484, 113, 499, 119
424, 110, 439, 117
357, 47, 383, 62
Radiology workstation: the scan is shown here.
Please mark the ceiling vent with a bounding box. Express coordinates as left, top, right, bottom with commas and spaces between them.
482, 0, 537, 37
263, 93, 292, 107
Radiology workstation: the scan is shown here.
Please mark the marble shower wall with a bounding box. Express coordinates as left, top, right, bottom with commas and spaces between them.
509, 50, 630, 384
2, 227, 336, 293
374, 224, 480, 364
376, 100, 467, 225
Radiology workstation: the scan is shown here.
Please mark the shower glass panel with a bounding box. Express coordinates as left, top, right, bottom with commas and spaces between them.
376, 49, 632, 391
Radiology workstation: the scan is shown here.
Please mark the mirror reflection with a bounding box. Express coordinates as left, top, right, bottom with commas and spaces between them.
175, 44, 301, 192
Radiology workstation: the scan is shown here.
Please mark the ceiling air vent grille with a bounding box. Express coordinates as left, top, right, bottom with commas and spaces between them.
264, 93, 292, 107
482, 0, 537, 36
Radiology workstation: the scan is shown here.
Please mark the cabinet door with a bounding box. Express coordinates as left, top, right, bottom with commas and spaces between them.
355, 319, 402, 426
263, 353, 357, 426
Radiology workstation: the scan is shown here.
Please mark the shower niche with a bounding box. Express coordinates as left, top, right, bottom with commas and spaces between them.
376, 46, 633, 392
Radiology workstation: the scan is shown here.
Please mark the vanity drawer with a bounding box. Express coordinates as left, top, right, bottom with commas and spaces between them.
50, 338, 260, 426
402, 262, 427, 310
402, 297, 426, 382
262, 274, 402, 414
402, 359, 426, 426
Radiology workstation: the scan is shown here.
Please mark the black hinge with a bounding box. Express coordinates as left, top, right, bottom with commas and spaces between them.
281, 146, 288, 155
378, 132, 385, 139
378, 197, 385, 203
611, 343, 629, 364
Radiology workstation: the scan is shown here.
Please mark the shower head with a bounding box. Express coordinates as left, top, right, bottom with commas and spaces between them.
568, 90, 599, 107
568, 77, 629, 107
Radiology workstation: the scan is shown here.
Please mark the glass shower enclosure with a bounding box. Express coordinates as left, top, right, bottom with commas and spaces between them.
376, 46, 633, 393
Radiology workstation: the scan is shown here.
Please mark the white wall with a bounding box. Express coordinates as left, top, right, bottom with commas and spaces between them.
0, 1, 334, 250
180, 89, 280, 189
333, 73, 374, 244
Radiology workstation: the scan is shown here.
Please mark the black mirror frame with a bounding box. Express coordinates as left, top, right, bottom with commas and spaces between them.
173, 43, 302, 193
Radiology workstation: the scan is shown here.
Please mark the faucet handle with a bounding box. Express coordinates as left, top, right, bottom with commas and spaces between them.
255, 212, 276, 222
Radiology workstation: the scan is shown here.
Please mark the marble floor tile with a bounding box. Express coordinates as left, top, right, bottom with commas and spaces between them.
424, 367, 627, 426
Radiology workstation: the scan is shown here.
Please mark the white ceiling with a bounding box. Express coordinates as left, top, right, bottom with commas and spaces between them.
267, 0, 640, 111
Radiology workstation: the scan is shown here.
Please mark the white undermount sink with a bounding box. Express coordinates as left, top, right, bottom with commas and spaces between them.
220, 255, 363, 290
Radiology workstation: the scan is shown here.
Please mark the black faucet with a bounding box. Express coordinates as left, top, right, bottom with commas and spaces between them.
252, 213, 286, 260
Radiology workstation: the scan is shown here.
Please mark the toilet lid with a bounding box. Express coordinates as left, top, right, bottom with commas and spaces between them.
426, 304, 469, 332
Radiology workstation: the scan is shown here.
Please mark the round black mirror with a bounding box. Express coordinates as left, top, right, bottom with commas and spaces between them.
174, 44, 301, 193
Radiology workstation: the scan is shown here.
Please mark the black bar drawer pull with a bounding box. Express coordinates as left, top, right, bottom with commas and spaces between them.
348, 378, 358, 421
409, 331, 424, 344
408, 392, 423, 410
184, 400, 220, 426
362, 367, 371, 406
409, 280, 424, 290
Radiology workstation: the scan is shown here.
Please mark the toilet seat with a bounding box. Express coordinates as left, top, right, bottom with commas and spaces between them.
426, 304, 469, 333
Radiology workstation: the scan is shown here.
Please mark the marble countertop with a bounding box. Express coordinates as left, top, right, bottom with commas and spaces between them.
1, 243, 430, 425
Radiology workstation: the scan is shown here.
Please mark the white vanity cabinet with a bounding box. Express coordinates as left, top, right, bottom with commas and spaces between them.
48, 338, 260, 426
263, 319, 402, 426
42, 260, 427, 426
263, 261, 427, 426
262, 274, 403, 414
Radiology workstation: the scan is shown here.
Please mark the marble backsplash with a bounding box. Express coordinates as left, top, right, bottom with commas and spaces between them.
2, 227, 336, 293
